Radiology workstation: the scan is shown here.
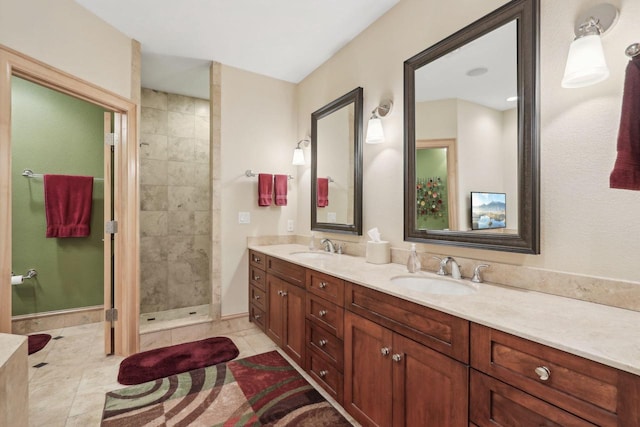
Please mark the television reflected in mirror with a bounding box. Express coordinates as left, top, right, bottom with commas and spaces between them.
471, 192, 506, 230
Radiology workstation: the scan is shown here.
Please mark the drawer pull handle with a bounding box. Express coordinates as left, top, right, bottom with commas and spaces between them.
254, 295, 261, 300
319, 370, 328, 378
392, 354, 403, 363
318, 310, 328, 317
281, 291, 288, 297
380, 347, 390, 356
318, 339, 328, 347
319, 282, 327, 289
254, 314, 261, 320
277, 290, 283, 296
253, 275, 261, 280
253, 256, 261, 263
535, 366, 551, 381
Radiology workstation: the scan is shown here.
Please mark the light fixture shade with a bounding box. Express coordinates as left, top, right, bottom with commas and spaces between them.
562, 34, 610, 88
292, 147, 305, 165
366, 117, 385, 144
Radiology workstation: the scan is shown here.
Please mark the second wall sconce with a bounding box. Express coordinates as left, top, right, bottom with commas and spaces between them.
366, 100, 393, 144
292, 137, 310, 165
562, 3, 618, 88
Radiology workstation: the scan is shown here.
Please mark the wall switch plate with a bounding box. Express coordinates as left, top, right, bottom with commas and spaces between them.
238, 212, 250, 224
287, 219, 295, 232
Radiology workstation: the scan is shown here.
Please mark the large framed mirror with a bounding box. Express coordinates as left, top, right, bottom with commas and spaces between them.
311, 87, 363, 235
404, 0, 539, 254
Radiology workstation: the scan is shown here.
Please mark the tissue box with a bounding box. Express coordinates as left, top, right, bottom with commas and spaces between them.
366, 241, 390, 264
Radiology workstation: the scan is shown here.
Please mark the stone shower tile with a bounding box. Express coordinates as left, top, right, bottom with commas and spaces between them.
140, 185, 168, 211
141, 88, 168, 110
168, 111, 195, 138
167, 136, 195, 162
195, 115, 210, 139
141, 107, 168, 135
139, 158, 168, 185
168, 211, 195, 236
168, 161, 196, 186
140, 133, 168, 160
194, 138, 210, 163
168, 93, 195, 114
140, 236, 168, 263
195, 98, 210, 117
139, 211, 168, 237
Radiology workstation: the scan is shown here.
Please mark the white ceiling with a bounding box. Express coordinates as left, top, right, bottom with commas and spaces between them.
75, 0, 399, 98
415, 20, 517, 112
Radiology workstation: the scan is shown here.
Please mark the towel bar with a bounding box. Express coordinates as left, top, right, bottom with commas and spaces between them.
625, 43, 639, 58
245, 169, 294, 180
22, 169, 104, 182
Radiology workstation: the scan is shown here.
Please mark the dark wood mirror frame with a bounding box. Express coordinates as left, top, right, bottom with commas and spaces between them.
311, 87, 364, 235
404, 0, 540, 254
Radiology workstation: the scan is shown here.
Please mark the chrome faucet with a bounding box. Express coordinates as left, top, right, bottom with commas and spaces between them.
321, 238, 336, 253
471, 264, 489, 283
433, 256, 462, 279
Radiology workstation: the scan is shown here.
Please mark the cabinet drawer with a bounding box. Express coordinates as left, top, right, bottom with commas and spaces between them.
267, 256, 305, 288
470, 370, 597, 426
249, 250, 266, 269
471, 324, 640, 427
249, 304, 266, 331
306, 320, 343, 370
306, 348, 344, 405
249, 266, 266, 291
345, 282, 469, 363
306, 270, 344, 307
306, 293, 344, 339
249, 284, 266, 311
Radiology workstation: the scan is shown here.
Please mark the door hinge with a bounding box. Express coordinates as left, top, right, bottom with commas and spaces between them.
105, 308, 118, 322
106, 220, 118, 234
104, 132, 118, 146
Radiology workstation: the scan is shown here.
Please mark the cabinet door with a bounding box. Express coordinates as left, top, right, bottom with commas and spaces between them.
344, 311, 393, 427
392, 333, 468, 427
470, 370, 597, 427
266, 275, 286, 347
283, 282, 305, 367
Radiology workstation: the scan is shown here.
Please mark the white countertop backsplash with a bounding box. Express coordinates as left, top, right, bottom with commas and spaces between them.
249, 243, 640, 376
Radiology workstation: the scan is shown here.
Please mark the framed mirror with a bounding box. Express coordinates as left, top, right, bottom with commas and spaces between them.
404, 0, 540, 254
311, 87, 363, 235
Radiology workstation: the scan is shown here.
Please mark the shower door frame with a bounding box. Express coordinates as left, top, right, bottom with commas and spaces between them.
0, 45, 140, 356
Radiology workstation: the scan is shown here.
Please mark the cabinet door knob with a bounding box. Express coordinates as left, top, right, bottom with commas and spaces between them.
318, 339, 328, 347
277, 290, 283, 296
254, 295, 260, 300
318, 309, 328, 317
392, 354, 403, 362
254, 314, 261, 320
380, 347, 390, 356
253, 256, 261, 263
253, 275, 261, 280
534, 366, 551, 381
319, 282, 327, 289
319, 370, 328, 378
281, 291, 288, 297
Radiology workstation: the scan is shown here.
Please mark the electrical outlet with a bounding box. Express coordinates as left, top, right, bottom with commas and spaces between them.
287, 219, 295, 232
238, 212, 250, 224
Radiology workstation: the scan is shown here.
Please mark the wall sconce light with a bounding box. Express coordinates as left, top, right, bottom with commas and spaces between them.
562, 3, 618, 88
366, 100, 393, 144
292, 137, 310, 165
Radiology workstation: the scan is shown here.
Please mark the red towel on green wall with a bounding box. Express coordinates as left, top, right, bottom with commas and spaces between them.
44, 174, 93, 238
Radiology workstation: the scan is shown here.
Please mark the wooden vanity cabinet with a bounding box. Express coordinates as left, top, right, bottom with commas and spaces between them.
305, 269, 345, 404
248, 250, 267, 331
344, 283, 469, 427
265, 256, 306, 368
470, 324, 640, 427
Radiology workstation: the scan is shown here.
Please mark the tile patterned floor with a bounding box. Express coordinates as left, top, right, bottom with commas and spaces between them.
27, 319, 357, 426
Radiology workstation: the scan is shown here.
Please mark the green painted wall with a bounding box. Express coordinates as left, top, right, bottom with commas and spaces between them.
11, 77, 105, 316
416, 148, 449, 230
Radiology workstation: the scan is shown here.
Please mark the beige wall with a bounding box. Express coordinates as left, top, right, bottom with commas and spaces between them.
296, 0, 640, 284
221, 65, 297, 316
0, 0, 132, 98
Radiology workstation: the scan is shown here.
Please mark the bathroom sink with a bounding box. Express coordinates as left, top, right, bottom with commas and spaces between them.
289, 251, 335, 260
390, 276, 477, 296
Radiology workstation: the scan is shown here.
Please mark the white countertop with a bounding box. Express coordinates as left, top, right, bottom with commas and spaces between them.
249, 244, 640, 376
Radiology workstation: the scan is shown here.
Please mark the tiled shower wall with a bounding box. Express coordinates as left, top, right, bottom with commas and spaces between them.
139, 88, 211, 313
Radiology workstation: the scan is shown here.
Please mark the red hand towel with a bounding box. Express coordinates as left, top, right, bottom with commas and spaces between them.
44, 174, 93, 238
317, 177, 329, 207
610, 57, 640, 190
258, 173, 273, 206
274, 174, 288, 206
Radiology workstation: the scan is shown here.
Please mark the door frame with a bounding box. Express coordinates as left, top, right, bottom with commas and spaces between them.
0, 44, 140, 356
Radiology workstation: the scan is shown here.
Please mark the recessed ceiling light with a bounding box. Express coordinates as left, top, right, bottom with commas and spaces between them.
466, 67, 488, 77
506, 96, 518, 102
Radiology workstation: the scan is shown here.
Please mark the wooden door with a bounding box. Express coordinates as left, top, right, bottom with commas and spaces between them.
344, 311, 393, 427
392, 333, 468, 427
266, 275, 285, 347
283, 282, 305, 367
470, 370, 597, 426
